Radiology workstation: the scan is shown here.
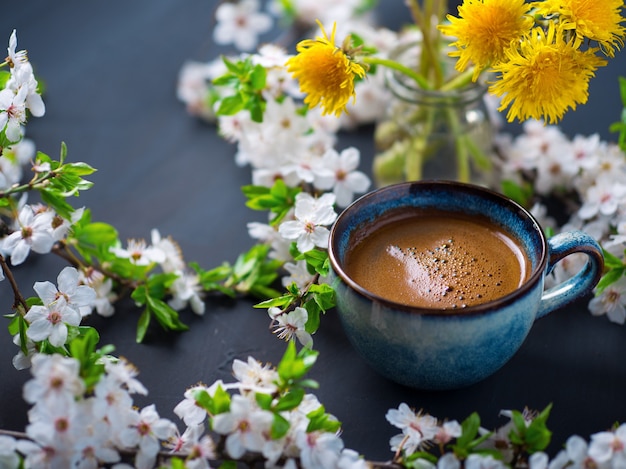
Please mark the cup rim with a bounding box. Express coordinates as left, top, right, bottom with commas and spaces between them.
328, 180, 549, 316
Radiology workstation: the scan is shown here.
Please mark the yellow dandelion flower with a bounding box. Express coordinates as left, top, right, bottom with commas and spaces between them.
533, 0, 626, 56
285, 21, 366, 117
490, 23, 608, 124
439, 0, 534, 81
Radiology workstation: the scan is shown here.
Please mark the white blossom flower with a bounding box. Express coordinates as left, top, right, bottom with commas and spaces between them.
248, 221, 293, 261
78, 268, 117, 317
110, 238, 166, 266
34, 266, 97, 317
11, 332, 36, 370
213, 0, 272, 51
549, 435, 595, 469
588, 276, 626, 325
337, 448, 368, 469
589, 424, 626, 465
296, 430, 344, 469
282, 260, 316, 289
2, 205, 55, 265
92, 372, 134, 431
465, 453, 507, 469
176, 60, 219, 121
24, 297, 81, 347
529, 452, 549, 469
438, 453, 461, 469
386, 403, 439, 455
0, 66, 44, 142
314, 147, 371, 207
22, 353, 85, 406
168, 271, 206, 315
434, 420, 462, 445
119, 405, 177, 469
174, 380, 225, 427
5, 30, 45, 117
212, 394, 274, 459
268, 306, 313, 347
0, 435, 19, 469
71, 424, 121, 469
167, 425, 216, 469
7, 30, 28, 69
151, 229, 185, 273
278, 192, 337, 253
104, 357, 148, 395
578, 177, 626, 220
47, 206, 85, 241
0, 87, 25, 143
232, 356, 279, 393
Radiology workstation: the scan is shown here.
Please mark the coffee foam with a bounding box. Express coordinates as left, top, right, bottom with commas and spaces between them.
344, 211, 530, 309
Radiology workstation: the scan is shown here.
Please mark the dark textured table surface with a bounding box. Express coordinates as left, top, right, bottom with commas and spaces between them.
0, 1, 625, 463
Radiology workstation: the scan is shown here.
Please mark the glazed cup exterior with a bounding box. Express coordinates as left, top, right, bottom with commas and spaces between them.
328, 181, 604, 390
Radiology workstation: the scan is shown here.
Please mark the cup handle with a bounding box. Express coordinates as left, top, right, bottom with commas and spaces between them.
536, 231, 604, 319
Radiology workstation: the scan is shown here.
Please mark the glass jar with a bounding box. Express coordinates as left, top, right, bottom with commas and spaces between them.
373, 42, 495, 187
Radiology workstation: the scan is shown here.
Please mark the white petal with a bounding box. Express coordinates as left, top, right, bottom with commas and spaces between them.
339, 147, 361, 170
26, 92, 45, 117
72, 285, 97, 306
278, 220, 304, 240
48, 323, 68, 346
310, 228, 330, 248
26, 319, 52, 342
296, 234, 315, 253
57, 266, 79, 293
29, 231, 54, 254
33, 281, 58, 304
9, 241, 30, 265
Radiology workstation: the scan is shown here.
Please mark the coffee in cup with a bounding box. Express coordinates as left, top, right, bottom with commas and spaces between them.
343, 208, 531, 309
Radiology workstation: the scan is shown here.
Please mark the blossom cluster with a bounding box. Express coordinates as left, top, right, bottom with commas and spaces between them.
494, 121, 626, 324
0, 342, 370, 469
385, 402, 626, 469
0, 30, 45, 143
0, 352, 176, 469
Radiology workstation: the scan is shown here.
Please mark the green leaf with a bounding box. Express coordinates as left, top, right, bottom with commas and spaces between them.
213, 384, 232, 414
306, 405, 342, 433
255, 392, 273, 410
218, 461, 238, 469
62, 161, 97, 176
274, 388, 305, 412
146, 295, 189, 332
193, 384, 231, 416
250, 64, 267, 91
254, 293, 295, 309
217, 94, 245, 116
307, 283, 336, 311
525, 404, 553, 452
303, 302, 321, 334
0, 70, 10, 88
277, 341, 319, 386
595, 267, 625, 293
271, 412, 291, 439
39, 190, 75, 220
454, 412, 481, 450
72, 221, 119, 260
501, 179, 533, 208
136, 308, 151, 343
602, 248, 624, 269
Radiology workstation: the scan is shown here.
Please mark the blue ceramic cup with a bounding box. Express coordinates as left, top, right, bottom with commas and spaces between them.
328, 181, 604, 390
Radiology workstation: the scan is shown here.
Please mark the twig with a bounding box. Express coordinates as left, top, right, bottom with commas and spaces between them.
0, 254, 28, 313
